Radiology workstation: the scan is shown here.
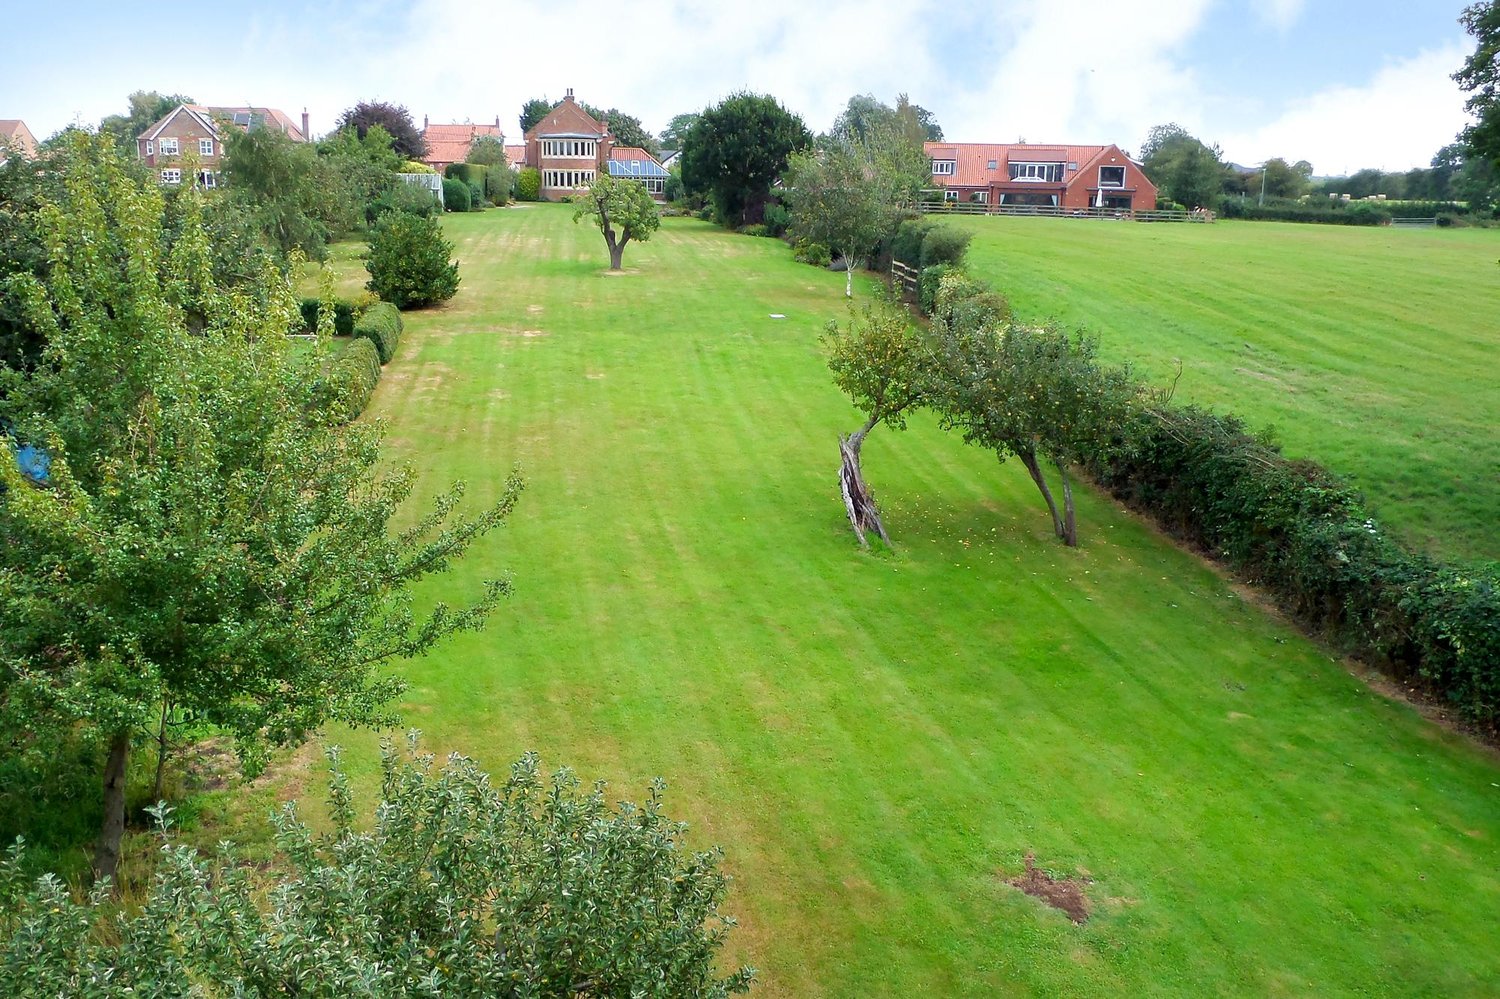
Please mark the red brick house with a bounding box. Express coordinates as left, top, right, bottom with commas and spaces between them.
421, 117, 505, 173
504, 144, 527, 168
523, 90, 613, 201
0, 120, 38, 163
137, 104, 309, 187
925, 142, 1158, 212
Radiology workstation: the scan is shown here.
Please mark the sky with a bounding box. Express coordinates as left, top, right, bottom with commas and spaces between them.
0, 0, 1478, 174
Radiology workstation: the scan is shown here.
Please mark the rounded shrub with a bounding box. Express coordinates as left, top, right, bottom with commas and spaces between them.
366, 213, 460, 309
515, 167, 541, 202
442, 177, 471, 213
917, 263, 959, 315
794, 240, 831, 267
891, 218, 939, 267
467, 180, 485, 210
919, 225, 972, 268
485, 167, 511, 206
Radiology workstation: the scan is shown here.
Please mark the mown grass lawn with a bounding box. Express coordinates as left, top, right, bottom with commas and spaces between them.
949, 215, 1500, 563
235, 205, 1499, 996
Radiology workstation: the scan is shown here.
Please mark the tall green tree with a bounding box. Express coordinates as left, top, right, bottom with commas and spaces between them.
0, 134, 519, 883
336, 100, 428, 159
519, 97, 554, 135
573, 174, 660, 270
580, 105, 659, 156
659, 112, 701, 150
466, 134, 508, 166
784, 146, 892, 297
221, 124, 336, 257
98, 90, 196, 153
1455, 2, 1500, 165
680, 92, 812, 226
1140, 123, 1228, 209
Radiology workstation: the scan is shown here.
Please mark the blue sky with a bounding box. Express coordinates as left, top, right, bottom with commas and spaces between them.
1, 0, 1477, 173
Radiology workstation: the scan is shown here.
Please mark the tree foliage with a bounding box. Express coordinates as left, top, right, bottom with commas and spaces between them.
0, 736, 754, 996
659, 112, 701, 150
573, 175, 660, 270
0, 134, 513, 881
784, 146, 892, 297
681, 92, 812, 226
519, 98, 554, 136
367, 212, 460, 306
1456, 2, 1500, 166
466, 134, 508, 166
336, 101, 428, 159
1139, 123, 1228, 209
580, 104, 659, 156
830, 93, 942, 145
97, 90, 195, 153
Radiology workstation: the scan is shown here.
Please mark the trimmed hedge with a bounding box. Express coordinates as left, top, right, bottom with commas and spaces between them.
297, 297, 355, 337
353, 301, 403, 364
1088, 407, 1500, 728
891, 218, 941, 268
1218, 199, 1391, 225
315, 337, 382, 423
485, 167, 511, 206
442, 177, 471, 213
515, 168, 541, 202
467, 180, 485, 211
919, 225, 971, 268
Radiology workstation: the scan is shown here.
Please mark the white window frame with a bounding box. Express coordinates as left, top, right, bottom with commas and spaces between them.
932, 159, 955, 176
159, 137, 179, 156
199, 138, 214, 156
161, 168, 182, 185
198, 169, 216, 189
1098, 165, 1126, 188
1009, 161, 1065, 183
943, 189, 958, 202
145, 140, 154, 156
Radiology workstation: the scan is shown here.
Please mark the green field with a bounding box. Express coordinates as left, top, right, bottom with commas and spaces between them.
950, 215, 1500, 562
234, 204, 1500, 996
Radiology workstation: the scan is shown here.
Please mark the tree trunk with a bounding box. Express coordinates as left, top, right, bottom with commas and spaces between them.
845, 258, 854, 298
152, 699, 170, 802
95, 730, 130, 887
1055, 457, 1078, 547
1018, 446, 1066, 541
838, 415, 890, 546
608, 242, 624, 270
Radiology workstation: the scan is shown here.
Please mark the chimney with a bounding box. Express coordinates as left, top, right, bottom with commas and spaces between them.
301, 107, 309, 140
423, 114, 429, 129
565, 88, 574, 102
495, 115, 500, 127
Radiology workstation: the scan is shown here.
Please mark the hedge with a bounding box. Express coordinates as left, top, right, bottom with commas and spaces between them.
1217, 199, 1391, 225
442, 177, 471, 213
353, 301, 403, 364
316, 337, 381, 423
891, 218, 941, 268
297, 297, 355, 337
445, 163, 488, 187
1088, 407, 1500, 729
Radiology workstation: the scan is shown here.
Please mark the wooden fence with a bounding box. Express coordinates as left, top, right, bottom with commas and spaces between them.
891, 260, 920, 298
917, 201, 1207, 223
1390, 217, 1438, 228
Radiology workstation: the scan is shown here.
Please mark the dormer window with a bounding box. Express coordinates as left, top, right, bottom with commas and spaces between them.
932, 159, 955, 176
1009, 161, 1064, 182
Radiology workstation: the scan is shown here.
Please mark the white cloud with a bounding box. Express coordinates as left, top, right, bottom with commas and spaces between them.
1254, 0, 1306, 32
1217, 43, 1472, 174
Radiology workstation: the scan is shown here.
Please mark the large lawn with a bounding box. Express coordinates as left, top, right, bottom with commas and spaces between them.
232, 205, 1499, 996
949, 215, 1500, 562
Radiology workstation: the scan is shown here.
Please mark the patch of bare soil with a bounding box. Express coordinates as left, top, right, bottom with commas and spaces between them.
1005, 853, 1092, 924
183, 737, 241, 792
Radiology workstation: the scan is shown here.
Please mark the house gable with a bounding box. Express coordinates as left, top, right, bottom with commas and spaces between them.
0, 119, 38, 161
924, 140, 1159, 211
524, 89, 612, 201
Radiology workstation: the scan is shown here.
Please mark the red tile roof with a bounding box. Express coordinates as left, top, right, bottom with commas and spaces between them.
924, 142, 1120, 188
140, 104, 307, 143
422, 123, 504, 167
608, 146, 657, 163
504, 144, 526, 167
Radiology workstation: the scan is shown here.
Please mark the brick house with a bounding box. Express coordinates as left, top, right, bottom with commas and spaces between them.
606, 147, 669, 201
925, 141, 1158, 212
0, 120, 38, 163
137, 104, 309, 188
420, 117, 505, 173
523, 90, 613, 201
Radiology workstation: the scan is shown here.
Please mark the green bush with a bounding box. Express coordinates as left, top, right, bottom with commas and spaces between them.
368, 181, 440, 224
467, 180, 485, 210
366, 213, 460, 309
1088, 405, 1500, 728
445, 163, 489, 188
740, 223, 771, 237
441, 177, 471, 213
298, 297, 356, 337
515, 167, 541, 202
891, 218, 940, 267
485, 166, 511, 206
761, 202, 791, 236
917, 263, 959, 315
794, 240, 831, 267
919, 225, 972, 268
353, 300, 404, 363
315, 336, 381, 423
696, 206, 714, 221
1217, 198, 1391, 225
0, 740, 754, 996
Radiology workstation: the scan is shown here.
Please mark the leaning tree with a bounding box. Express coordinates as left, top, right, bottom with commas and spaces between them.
823, 296, 930, 545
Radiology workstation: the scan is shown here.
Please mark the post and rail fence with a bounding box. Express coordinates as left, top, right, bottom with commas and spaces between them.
915, 199, 1210, 223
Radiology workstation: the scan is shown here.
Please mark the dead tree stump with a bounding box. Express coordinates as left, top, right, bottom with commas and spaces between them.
838, 433, 891, 547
